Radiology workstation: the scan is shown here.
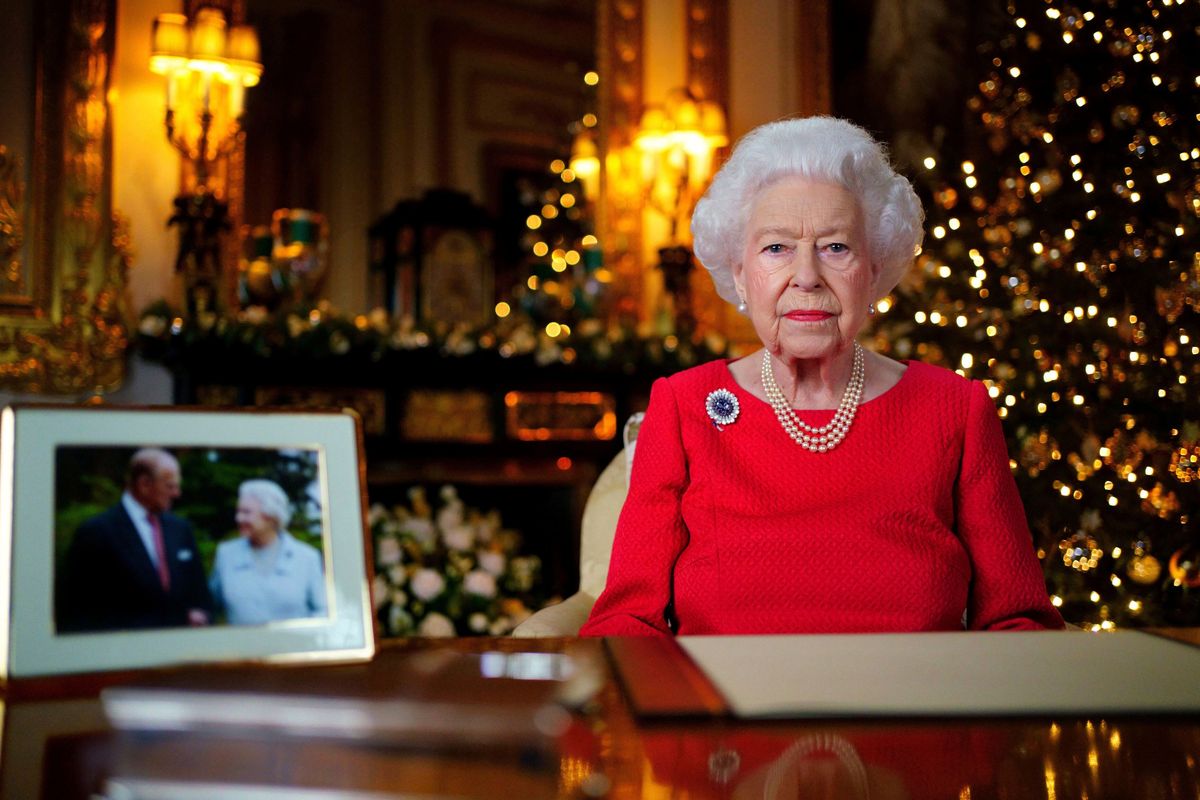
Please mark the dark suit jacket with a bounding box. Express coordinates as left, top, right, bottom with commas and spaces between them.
56, 503, 214, 633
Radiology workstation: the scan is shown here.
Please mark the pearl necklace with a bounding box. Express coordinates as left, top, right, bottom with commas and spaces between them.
761, 343, 865, 452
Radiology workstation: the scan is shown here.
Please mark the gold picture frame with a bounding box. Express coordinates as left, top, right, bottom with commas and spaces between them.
0, 0, 129, 395
0, 405, 376, 682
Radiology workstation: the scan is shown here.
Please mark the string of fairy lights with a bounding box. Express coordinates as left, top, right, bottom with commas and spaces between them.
873, 0, 1199, 627
504, 69, 609, 338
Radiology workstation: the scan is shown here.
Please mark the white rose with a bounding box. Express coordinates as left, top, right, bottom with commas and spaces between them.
436, 502, 464, 530
372, 575, 390, 610
418, 612, 456, 637
488, 616, 512, 636
410, 568, 446, 601
442, 524, 475, 552
375, 536, 402, 566
463, 569, 497, 599
402, 518, 437, 547
468, 613, 489, 633
367, 503, 388, 527
477, 550, 506, 576
388, 564, 408, 585
390, 589, 408, 607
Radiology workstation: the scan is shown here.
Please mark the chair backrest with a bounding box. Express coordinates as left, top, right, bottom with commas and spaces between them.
577, 413, 643, 598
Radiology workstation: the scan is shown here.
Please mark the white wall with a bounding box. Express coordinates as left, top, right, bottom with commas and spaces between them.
729, 0, 801, 139
114, 0, 184, 315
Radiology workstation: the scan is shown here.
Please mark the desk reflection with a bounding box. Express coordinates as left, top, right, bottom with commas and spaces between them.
1, 637, 1198, 799
627, 720, 1200, 799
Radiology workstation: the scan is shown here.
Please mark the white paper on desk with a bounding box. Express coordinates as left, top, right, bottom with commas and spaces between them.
679, 631, 1200, 718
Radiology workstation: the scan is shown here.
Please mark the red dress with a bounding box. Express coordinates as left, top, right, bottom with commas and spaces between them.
579, 359, 1065, 637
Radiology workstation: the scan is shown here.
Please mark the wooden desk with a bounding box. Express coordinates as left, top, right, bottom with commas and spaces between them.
2, 636, 1198, 799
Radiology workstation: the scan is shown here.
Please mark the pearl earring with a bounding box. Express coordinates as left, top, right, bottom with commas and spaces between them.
867, 302, 876, 316
737, 298, 748, 314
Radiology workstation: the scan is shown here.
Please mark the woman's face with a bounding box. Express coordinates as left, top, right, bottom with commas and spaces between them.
734, 176, 876, 363
236, 494, 278, 546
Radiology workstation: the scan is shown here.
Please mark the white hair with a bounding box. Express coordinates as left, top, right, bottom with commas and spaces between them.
691, 116, 925, 308
239, 479, 292, 530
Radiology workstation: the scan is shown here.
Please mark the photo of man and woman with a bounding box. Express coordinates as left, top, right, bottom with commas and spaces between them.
53, 445, 328, 634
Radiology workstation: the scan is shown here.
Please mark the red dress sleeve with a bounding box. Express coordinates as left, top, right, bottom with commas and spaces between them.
958, 381, 1065, 630
579, 378, 688, 637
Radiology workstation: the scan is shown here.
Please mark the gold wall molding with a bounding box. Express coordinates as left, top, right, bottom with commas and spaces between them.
0, 148, 26, 299
685, 0, 729, 112
796, 0, 832, 114
598, 0, 645, 317
684, 0, 737, 339
0, 0, 127, 395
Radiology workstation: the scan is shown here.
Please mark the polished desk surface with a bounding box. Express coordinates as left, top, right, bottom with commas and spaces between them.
2, 634, 1199, 799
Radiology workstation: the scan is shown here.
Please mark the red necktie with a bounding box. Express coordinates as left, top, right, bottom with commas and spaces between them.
148, 513, 171, 591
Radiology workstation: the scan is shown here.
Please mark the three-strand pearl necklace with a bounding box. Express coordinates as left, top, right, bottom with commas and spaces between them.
761, 342, 865, 453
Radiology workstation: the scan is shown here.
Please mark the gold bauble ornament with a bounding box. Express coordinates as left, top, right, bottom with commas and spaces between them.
1126, 554, 1162, 585
241, 257, 279, 307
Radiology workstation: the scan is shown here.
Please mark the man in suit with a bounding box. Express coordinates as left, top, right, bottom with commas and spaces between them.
57, 448, 213, 633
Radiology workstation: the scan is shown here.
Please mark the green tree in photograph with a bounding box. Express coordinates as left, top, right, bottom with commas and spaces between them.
55, 446, 323, 575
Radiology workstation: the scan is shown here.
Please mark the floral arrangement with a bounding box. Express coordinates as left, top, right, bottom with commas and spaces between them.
369, 485, 545, 637
136, 299, 730, 372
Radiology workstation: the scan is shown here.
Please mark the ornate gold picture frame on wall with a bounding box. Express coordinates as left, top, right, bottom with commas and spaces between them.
0, 0, 129, 395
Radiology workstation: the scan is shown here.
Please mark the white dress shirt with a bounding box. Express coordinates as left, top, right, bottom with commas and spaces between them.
121, 491, 164, 570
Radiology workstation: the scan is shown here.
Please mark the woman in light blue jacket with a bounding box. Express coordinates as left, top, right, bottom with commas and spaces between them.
210, 479, 327, 625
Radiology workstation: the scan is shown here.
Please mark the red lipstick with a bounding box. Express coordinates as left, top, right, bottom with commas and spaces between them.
784, 310, 833, 322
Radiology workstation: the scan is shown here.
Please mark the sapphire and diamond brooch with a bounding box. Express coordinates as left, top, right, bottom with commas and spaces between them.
705, 388, 740, 430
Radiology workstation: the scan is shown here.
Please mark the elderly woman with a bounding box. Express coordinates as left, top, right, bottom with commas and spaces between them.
580, 117, 1063, 637
210, 479, 327, 625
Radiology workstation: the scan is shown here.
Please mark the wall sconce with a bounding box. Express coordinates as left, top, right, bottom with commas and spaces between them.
635, 88, 727, 336
149, 8, 262, 193
149, 7, 262, 316
569, 129, 600, 203
635, 87, 727, 244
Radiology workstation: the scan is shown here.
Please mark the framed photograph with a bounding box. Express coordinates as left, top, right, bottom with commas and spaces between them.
0, 405, 376, 681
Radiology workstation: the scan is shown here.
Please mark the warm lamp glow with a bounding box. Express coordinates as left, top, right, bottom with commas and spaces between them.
569, 130, 600, 200
150, 13, 189, 74
634, 88, 727, 243
227, 25, 263, 86
148, 7, 263, 192
188, 8, 227, 66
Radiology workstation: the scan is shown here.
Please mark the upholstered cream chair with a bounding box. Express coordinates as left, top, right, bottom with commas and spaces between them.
512, 414, 642, 637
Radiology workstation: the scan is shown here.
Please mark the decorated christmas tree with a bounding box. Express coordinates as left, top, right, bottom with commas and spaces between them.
873, 0, 1199, 627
